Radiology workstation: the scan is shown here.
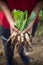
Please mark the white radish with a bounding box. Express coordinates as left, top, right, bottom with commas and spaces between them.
25, 33, 30, 42
20, 33, 24, 43
17, 35, 21, 43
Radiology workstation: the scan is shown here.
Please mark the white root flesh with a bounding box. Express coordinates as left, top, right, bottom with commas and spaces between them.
17, 35, 21, 43
21, 36, 24, 43
25, 33, 30, 42
11, 37, 16, 44
7, 31, 18, 42
20, 33, 24, 36
6, 31, 33, 53
20, 33, 24, 43
14, 42, 19, 53
28, 42, 32, 47
10, 31, 17, 38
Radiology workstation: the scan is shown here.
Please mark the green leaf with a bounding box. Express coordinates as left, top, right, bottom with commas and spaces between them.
39, 9, 43, 21
12, 9, 36, 31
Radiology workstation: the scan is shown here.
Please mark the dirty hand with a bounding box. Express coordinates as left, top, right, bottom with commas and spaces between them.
10, 22, 20, 34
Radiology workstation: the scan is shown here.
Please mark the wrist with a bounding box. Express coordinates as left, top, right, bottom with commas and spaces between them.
10, 22, 15, 26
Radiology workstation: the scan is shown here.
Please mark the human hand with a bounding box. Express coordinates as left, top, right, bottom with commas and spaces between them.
10, 22, 20, 34
22, 18, 36, 34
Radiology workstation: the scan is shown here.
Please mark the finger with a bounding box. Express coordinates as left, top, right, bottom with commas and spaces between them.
14, 26, 20, 33
10, 31, 18, 39
10, 28, 15, 34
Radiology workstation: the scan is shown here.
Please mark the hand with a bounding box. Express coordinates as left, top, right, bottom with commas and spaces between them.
22, 21, 34, 34
10, 22, 20, 34
22, 25, 32, 34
